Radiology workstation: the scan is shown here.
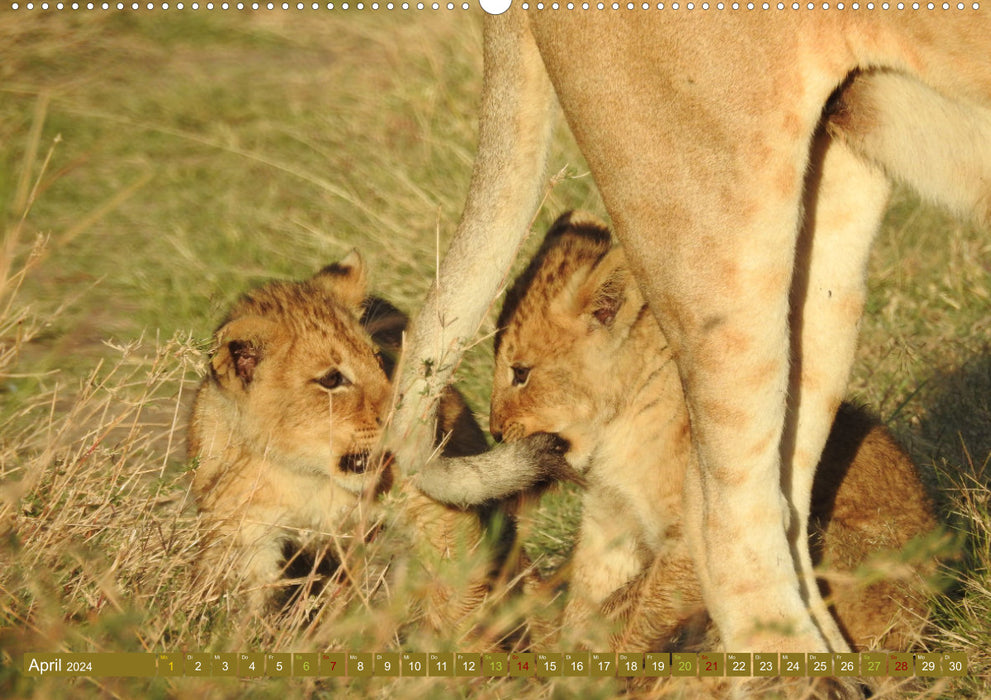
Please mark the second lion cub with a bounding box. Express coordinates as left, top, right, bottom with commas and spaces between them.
491, 212, 940, 651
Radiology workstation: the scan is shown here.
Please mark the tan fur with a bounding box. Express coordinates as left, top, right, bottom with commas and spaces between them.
189, 253, 390, 609
493, 214, 940, 653
188, 254, 505, 624
393, 12, 990, 654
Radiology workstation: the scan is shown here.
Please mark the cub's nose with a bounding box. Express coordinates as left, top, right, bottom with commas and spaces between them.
502, 422, 527, 443
489, 411, 504, 442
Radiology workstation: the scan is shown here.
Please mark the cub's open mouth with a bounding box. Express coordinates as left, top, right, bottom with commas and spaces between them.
336, 452, 395, 496
338, 452, 371, 473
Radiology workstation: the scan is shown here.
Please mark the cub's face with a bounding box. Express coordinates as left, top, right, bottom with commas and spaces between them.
490, 214, 644, 471
207, 252, 392, 493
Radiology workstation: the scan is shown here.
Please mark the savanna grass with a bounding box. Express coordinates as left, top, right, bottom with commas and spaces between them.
1, 9, 988, 699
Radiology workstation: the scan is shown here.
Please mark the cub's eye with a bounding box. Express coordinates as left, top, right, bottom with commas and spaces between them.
511, 364, 530, 387
315, 369, 351, 390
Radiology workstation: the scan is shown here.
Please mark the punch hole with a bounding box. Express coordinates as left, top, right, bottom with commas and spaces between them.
479, 0, 512, 12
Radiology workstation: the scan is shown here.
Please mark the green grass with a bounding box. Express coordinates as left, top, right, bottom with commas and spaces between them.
1, 9, 988, 700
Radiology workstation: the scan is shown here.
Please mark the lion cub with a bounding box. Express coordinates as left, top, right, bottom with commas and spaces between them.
491, 212, 940, 651
188, 252, 536, 619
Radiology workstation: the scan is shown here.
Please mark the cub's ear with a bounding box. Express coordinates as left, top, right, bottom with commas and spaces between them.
313, 249, 368, 312
210, 316, 279, 391
544, 210, 612, 250
360, 295, 408, 356
497, 212, 612, 351
573, 247, 644, 330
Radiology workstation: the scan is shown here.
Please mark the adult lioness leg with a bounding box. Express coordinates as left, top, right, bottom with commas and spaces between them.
802, 68, 991, 647
526, 11, 849, 652
784, 130, 891, 651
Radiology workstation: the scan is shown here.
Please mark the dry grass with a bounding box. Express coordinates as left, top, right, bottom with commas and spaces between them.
0, 9, 989, 700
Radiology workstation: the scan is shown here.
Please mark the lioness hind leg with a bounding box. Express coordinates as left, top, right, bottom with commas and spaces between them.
827, 69, 991, 228
785, 131, 891, 652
